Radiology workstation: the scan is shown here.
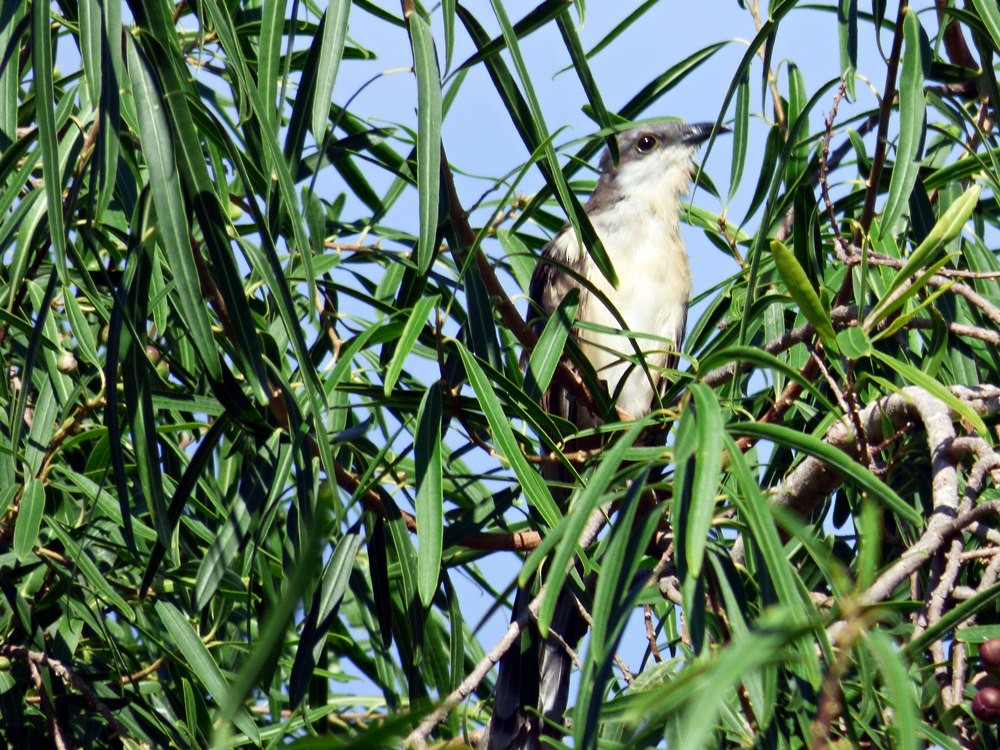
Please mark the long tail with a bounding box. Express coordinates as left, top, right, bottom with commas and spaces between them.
483, 379, 592, 749
482, 574, 587, 749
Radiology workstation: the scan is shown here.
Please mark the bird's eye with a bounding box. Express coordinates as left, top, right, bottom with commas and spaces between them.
635, 135, 657, 153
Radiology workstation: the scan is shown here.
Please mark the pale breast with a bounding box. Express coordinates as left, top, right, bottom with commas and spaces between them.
578, 212, 691, 418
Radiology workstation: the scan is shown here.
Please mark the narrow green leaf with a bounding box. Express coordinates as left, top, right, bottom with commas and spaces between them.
880, 8, 926, 233
193, 445, 277, 610
838, 0, 858, 98
441, 0, 456, 73
407, 11, 442, 276
956, 626, 1000, 644
722, 435, 812, 618
869, 255, 956, 339
79, 0, 102, 105
836, 326, 873, 360
454, 0, 569, 72
199, 107, 337, 484
95, 0, 123, 218
156, 601, 259, 742
496, 228, 535, 294
219, 539, 320, 740
698, 345, 835, 411
415, 384, 443, 608
864, 631, 919, 750
867, 183, 981, 328
136, 3, 274, 403
63, 288, 100, 368
258, 0, 284, 128
289, 529, 364, 707
770, 239, 837, 345
577, 470, 659, 745
48, 524, 135, 620
683, 385, 724, 579
525, 288, 578, 402
384, 294, 440, 396
0, 1, 25, 152
127, 37, 221, 381
23, 378, 57, 478
785, 63, 808, 185
320, 531, 364, 624
312, 0, 352, 141
870, 350, 989, 435
14, 479, 44, 561
730, 422, 922, 526
484, 1, 616, 288
31, 0, 67, 286
456, 343, 560, 528
620, 612, 806, 748
581, 1, 657, 62
555, 10, 612, 135
907, 581, 1000, 657
536, 423, 643, 635
729, 71, 749, 201
972, 0, 1000, 53
669, 615, 803, 749
620, 41, 731, 120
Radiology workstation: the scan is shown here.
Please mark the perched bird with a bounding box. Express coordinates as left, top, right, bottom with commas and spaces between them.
483, 120, 720, 750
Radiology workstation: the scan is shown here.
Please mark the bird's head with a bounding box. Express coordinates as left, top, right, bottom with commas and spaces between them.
588, 121, 722, 219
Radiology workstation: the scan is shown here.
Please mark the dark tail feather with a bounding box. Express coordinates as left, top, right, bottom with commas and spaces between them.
482, 582, 587, 750
483, 391, 589, 749
483, 588, 532, 750
537, 586, 588, 739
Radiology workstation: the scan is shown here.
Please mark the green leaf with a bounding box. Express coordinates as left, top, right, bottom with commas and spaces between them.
864, 631, 919, 750
14, 479, 44, 561
62, 288, 100, 368
525, 288, 578, 402
683, 384, 724, 579
23, 377, 57, 478
770, 239, 837, 346
30, 0, 68, 286
384, 294, 440, 396
870, 349, 989, 436
867, 183, 981, 329
723, 434, 818, 626
576, 469, 659, 746
257, 0, 284, 127
456, 343, 560, 528
907, 581, 1000, 657
839, 0, 858, 98
127, 37, 222, 382
407, 11, 442, 276
466, 3, 616, 287
729, 71, 749, 201
972, 0, 1000, 54
415, 384, 444, 608
535, 422, 644, 636
879, 8, 926, 233
555, 9, 612, 137
730, 422, 922, 526
155, 601, 259, 742
836, 326, 873, 360
312, 0, 352, 142
698, 345, 836, 412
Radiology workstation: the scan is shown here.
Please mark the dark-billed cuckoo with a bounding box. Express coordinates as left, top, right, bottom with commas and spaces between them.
483, 120, 719, 750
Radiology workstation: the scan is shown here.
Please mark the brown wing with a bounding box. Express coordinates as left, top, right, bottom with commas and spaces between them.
527, 229, 595, 427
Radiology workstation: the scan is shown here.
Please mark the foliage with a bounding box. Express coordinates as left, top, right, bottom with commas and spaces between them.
3, 0, 1000, 748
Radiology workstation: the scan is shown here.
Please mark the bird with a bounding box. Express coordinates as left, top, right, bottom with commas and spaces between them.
482, 120, 720, 750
